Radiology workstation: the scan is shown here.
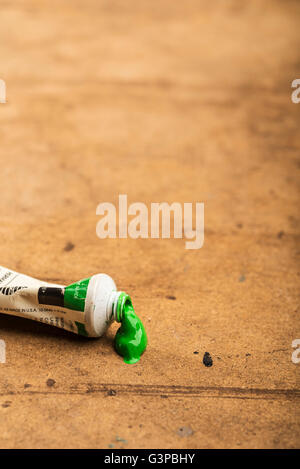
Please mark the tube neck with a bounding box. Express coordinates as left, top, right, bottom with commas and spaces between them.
108, 291, 132, 323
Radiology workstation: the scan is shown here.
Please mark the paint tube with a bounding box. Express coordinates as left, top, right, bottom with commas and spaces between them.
0, 265, 124, 337
0, 266, 148, 363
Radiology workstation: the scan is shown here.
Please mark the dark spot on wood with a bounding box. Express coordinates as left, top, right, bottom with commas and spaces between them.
177, 426, 194, 437
160, 395, 168, 398
107, 389, 117, 396
193, 351, 199, 354
239, 274, 246, 282
64, 242, 75, 252
166, 295, 176, 300
277, 231, 284, 239
86, 383, 94, 393
46, 378, 56, 387
2, 401, 12, 408
24, 383, 31, 388
203, 352, 213, 367
236, 223, 243, 229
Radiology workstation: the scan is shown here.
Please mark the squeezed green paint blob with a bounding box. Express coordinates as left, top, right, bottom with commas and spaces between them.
114, 294, 147, 364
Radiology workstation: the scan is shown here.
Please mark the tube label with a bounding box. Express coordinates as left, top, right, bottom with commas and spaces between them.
0, 266, 90, 336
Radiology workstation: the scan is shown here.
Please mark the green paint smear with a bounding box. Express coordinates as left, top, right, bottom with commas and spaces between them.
114, 295, 147, 364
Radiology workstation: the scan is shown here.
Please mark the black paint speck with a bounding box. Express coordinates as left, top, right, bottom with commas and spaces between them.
193, 351, 199, 355
166, 295, 176, 300
107, 389, 117, 396
46, 378, 56, 387
203, 352, 213, 367
64, 242, 75, 252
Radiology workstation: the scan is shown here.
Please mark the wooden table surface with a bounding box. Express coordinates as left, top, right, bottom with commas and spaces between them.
0, 0, 299, 448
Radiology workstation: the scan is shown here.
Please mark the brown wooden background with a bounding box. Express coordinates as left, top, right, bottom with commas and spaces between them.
0, 0, 299, 448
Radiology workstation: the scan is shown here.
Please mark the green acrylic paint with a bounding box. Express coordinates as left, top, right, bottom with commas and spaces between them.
63, 281, 148, 362
114, 293, 147, 364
